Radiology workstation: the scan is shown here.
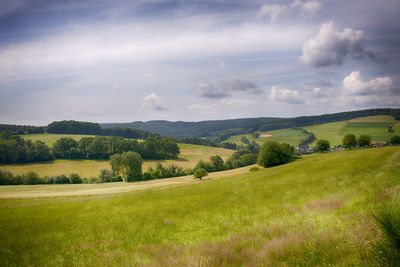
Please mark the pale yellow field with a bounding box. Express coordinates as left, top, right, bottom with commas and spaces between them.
0, 143, 234, 177
0, 165, 254, 199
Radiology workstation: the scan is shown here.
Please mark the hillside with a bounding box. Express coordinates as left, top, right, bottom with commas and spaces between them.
304, 115, 400, 146
0, 143, 234, 177
101, 108, 398, 137
1, 147, 400, 265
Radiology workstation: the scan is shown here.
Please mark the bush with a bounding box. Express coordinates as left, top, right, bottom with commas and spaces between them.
257, 141, 292, 167
0, 170, 14, 185
390, 135, 400, 145
342, 134, 357, 149
358, 134, 371, 147
249, 167, 261, 172
316, 139, 330, 153
98, 169, 114, 183
69, 173, 82, 184
54, 175, 70, 184
193, 168, 208, 180
22, 171, 42, 185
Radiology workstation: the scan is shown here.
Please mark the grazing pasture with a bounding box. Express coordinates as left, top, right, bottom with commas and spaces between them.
227, 128, 308, 146
304, 115, 399, 146
19, 133, 96, 146
0, 144, 234, 177
0, 147, 399, 265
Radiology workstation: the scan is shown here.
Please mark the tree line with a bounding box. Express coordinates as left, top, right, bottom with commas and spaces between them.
0, 131, 180, 164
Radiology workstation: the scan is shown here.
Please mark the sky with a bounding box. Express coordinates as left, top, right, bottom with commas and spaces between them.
0, 0, 400, 125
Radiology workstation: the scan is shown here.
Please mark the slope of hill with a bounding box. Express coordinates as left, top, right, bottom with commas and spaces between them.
1, 147, 399, 265
101, 108, 398, 137
101, 117, 282, 137
304, 115, 400, 146
227, 128, 308, 146
0, 144, 234, 177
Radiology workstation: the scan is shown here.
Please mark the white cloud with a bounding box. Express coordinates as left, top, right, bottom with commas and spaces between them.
257, 4, 287, 22
197, 78, 262, 99
142, 92, 168, 111
269, 86, 305, 104
258, 1, 321, 21
291, 0, 321, 15
0, 20, 310, 79
301, 22, 374, 67
342, 71, 400, 105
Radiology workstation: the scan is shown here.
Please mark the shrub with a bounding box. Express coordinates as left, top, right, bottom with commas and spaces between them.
69, 173, 82, 184
390, 135, 400, 145
193, 168, 208, 180
98, 169, 114, 183
316, 139, 330, 153
54, 175, 70, 184
358, 134, 371, 147
22, 171, 42, 185
257, 141, 292, 167
249, 167, 261, 172
342, 134, 357, 149
0, 170, 14, 185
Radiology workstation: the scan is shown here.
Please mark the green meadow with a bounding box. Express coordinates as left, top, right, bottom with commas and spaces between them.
304, 115, 400, 146
1, 146, 399, 265
19, 133, 97, 146
0, 144, 233, 177
227, 128, 308, 146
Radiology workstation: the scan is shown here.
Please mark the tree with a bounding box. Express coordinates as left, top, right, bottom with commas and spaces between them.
358, 135, 371, 148
193, 168, 207, 180
122, 151, 142, 182
316, 139, 330, 153
109, 153, 124, 178
210, 155, 224, 171
257, 141, 292, 167
342, 134, 357, 149
69, 173, 82, 184
53, 138, 78, 158
241, 136, 250, 144
390, 135, 400, 145
252, 132, 260, 138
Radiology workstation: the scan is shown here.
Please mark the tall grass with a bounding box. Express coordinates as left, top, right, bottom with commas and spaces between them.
374, 199, 400, 265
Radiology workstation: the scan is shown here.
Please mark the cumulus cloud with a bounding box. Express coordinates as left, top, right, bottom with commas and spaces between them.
142, 93, 168, 110
258, 1, 321, 21
301, 22, 376, 67
269, 86, 305, 104
197, 79, 261, 99
342, 71, 400, 105
291, 0, 321, 15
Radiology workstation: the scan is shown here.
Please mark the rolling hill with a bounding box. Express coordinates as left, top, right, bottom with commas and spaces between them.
1, 146, 399, 265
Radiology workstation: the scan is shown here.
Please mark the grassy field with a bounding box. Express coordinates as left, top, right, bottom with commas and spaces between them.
0, 144, 233, 177
0, 146, 399, 265
304, 115, 400, 146
227, 128, 308, 146
20, 133, 97, 146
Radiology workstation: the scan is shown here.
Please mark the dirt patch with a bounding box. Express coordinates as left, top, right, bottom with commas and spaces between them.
305, 199, 344, 211
259, 134, 272, 138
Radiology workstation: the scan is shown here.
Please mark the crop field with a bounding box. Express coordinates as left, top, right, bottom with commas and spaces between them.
19, 133, 97, 146
227, 128, 308, 146
0, 144, 234, 177
1, 146, 399, 265
304, 115, 400, 146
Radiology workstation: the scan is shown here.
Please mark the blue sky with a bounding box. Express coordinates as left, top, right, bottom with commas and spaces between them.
0, 0, 399, 125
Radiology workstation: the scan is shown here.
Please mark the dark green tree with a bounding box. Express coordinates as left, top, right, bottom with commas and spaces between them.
342, 134, 357, 149
210, 155, 224, 171
193, 168, 208, 180
257, 141, 292, 167
358, 135, 371, 148
390, 135, 400, 145
316, 139, 330, 153
122, 151, 143, 182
